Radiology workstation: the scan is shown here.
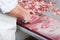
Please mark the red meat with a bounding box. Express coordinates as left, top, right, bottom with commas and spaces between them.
18, 0, 60, 40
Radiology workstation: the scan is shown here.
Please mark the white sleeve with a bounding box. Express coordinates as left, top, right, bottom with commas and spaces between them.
0, 0, 18, 13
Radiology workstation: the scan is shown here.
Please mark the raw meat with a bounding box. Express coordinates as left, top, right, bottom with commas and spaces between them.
53, 8, 60, 16
18, 0, 60, 40
19, 0, 60, 16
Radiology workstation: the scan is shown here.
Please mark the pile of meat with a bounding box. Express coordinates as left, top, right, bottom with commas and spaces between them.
18, 0, 60, 16
18, 0, 60, 40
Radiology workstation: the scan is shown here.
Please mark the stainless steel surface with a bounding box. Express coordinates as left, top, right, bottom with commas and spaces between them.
17, 25, 47, 40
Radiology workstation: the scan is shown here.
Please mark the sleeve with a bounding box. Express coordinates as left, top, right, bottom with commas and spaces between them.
0, 0, 18, 13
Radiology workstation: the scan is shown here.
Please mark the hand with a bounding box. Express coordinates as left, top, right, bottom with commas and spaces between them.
8, 4, 35, 23
23, 10, 35, 23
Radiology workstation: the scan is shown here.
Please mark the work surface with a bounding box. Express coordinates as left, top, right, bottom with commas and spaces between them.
18, 0, 60, 40
17, 14, 60, 40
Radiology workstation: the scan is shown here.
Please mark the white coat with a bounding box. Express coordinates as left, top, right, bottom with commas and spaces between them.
0, 0, 18, 40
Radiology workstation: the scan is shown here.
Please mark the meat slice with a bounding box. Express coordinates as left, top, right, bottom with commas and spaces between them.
53, 8, 60, 16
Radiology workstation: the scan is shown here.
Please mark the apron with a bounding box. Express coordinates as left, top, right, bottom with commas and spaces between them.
0, 12, 16, 40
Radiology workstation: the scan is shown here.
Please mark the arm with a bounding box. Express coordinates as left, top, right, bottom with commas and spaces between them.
8, 5, 32, 23
0, 0, 32, 23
